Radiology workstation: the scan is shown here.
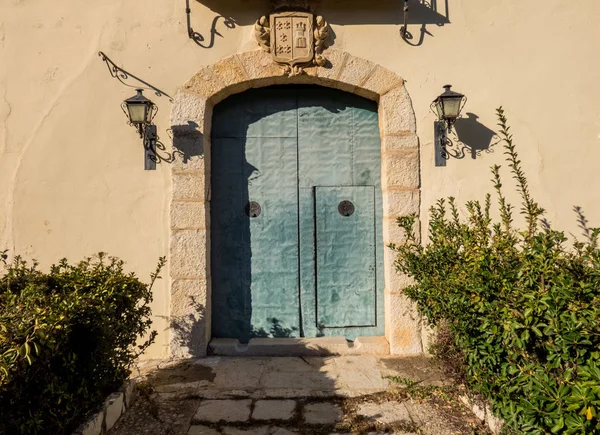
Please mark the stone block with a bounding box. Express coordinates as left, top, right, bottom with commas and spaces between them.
193, 399, 252, 423
170, 229, 207, 278
316, 49, 348, 83
172, 172, 205, 201
380, 85, 416, 134
171, 91, 207, 127
236, 50, 285, 82
383, 248, 415, 292
382, 134, 419, 152
171, 201, 207, 230
184, 67, 225, 100
486, 405, 504, 434
210, 55, 248, 88
383, 216, 420, 245
384, 292, 423, 355
303, 402, 342, 425
382, 189, 420, 217
360, 66, 404, 96
382, 151, 420, 189
104, 392, 124, 431
338, 55, 376, 89
75, 411, 104, 435
171, 278, 208, 316
120, 380, 136, 409
170, 122, 206, 172
252, 400, 296, 420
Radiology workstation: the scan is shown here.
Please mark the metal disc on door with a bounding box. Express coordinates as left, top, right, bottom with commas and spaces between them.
338, 200, 355, 217
246, 201, 262, 217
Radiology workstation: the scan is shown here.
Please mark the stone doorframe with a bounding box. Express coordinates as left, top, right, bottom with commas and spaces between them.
169, 49, 422, 358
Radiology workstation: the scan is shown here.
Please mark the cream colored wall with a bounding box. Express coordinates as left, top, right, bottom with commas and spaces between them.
1, 0, 599, 358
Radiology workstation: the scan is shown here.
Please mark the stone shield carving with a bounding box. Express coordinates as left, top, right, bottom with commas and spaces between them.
254, 12, 329, 77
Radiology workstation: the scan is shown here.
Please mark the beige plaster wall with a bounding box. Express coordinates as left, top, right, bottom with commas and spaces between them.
1, 0, 599, 358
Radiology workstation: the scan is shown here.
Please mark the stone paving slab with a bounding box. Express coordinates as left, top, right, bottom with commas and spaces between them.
193, 400, 252, 423
303, 402, 343, 425
252, 400, 296, 421
357, 401, 412, 424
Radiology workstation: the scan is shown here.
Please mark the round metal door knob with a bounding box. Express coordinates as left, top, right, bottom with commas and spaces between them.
246, 201, 261, 217
338, 200, 355, 217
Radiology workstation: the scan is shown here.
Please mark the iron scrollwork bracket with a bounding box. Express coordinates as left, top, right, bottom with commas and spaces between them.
98, 51, 174, 102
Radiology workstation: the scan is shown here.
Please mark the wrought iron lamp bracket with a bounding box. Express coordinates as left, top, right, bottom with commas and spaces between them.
98, 51, 173, 102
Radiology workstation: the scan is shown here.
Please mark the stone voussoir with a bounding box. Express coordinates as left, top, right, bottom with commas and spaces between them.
380, 85, 417, 134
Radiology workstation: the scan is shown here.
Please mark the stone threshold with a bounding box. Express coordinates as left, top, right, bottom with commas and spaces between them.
208, 336, 390, 356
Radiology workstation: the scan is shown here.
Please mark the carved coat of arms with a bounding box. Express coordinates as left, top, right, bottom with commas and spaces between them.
254, 12, 329, 77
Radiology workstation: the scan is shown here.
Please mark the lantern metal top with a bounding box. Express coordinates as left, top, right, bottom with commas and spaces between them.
124, 89, 154, 107
435, 84, 464, 102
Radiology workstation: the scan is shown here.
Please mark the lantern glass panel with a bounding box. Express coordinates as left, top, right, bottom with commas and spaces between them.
435, 100, 444, 120
127, 103, 148, 124
442, 97, 462, 119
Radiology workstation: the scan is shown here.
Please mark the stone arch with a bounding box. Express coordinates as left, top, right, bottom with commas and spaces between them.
169, 49, 422, 358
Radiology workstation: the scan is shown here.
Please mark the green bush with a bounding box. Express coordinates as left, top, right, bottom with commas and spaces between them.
0, 253, 163, 435
392, 108, 600, 434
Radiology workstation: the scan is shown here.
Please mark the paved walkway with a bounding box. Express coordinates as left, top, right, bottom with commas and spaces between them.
109, 356, 489, 434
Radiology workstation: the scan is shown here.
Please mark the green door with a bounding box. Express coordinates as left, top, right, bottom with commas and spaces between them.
211, 86, 384, 342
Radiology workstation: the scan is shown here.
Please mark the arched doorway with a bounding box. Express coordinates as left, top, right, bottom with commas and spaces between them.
210, 86, 384, 343
169, 49, 423, 357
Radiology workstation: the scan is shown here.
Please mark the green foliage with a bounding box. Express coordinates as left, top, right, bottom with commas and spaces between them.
391, 108, 600, 434
0, 253, 163, 435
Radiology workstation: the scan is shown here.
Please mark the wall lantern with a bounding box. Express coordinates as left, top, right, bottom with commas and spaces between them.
431, 85, 467, 167
122, 89, 159, 170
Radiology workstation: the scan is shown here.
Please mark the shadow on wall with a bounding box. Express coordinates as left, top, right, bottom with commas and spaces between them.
400, 0, 450, 47
167, 296, 207, 359
193, 0, 449, 26
187, 0, 449, 49
171, 121, 204, 163
186, 0, 238, 49
446, 113, 500, 160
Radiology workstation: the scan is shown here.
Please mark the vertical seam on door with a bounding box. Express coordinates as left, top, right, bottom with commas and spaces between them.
296, 87, 304, 338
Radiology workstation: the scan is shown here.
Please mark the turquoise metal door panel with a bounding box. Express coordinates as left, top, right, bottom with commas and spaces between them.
315, 186, 376, 327
296, 87, 384, 338
244, 137, 300, 338
211, 88, 299, 342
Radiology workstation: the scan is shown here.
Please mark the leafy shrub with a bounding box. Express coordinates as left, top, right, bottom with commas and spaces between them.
392, 108, 600, 434
0, 253, 162, 435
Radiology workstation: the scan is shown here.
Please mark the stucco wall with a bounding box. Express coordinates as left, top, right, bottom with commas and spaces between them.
1, 0, 599, 358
